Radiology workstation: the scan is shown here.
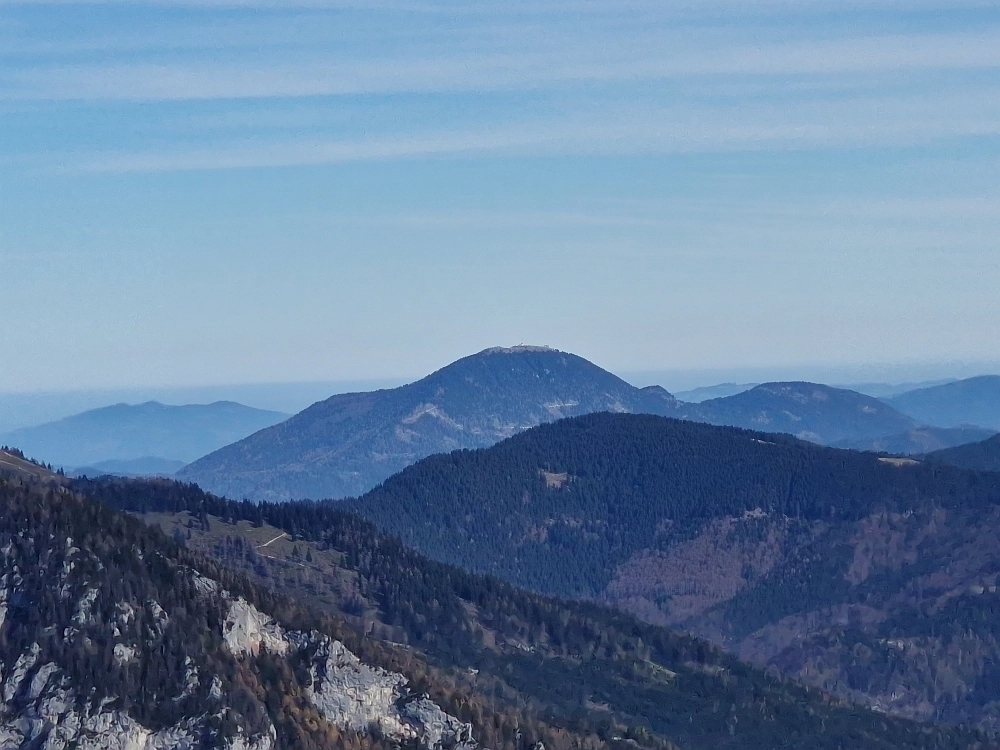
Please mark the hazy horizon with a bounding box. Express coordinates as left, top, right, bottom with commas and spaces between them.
2, 351, 999, 433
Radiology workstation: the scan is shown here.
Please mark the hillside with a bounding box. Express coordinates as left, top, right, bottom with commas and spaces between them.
689, 382, 917, 445
888, 376, 1000, 430
925, 433, 1000, 472
0, 400, 288, 469
833, 426, 996, 455
69, 474, 999, 750
336, 413, 1000, 726
178, 347, 678, 501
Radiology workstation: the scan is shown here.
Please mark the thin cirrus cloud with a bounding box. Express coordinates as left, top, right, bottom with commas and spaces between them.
4, 29, 1000, 103
63, 85, 1000, 174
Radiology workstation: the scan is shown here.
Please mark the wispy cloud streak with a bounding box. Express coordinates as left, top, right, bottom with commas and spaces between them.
4, 29, 1000, 103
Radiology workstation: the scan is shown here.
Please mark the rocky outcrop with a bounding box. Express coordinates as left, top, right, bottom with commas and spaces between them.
217, 595, 478, 750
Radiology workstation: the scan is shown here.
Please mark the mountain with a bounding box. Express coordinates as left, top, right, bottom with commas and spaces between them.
68, 474, 998, 749
339, 412, 1000, 727
924, 432, 1000, 473
178, 347, 679, 501
833, 425, 997, 455
887, 376, 1000, 430
673, 383, 758, 403
71, 456, 188, 477
686, 382, 918, 445
0, 400, 288, 468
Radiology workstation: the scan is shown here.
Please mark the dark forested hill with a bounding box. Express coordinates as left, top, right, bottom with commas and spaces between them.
178, 347, 679, 501
344, 413, 997, 599
688, 382, 917, 445
888, 376, 1000, 430
925, 433, 1000, 472
67, 474, 1000, 750
327, 413, 1000, 727
0, 400, 288, 469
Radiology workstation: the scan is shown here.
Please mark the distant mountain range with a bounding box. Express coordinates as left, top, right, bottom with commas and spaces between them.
70, 456, 188, 477
841, 379, 957, 399
177, 346, 1000, 500
673, 382, 758, 402
886, 375, 1000, 430
178, 347, 680, 501
180, 348, 938, 501
344, 411, 1000, 725
0, 400, 288, 469
21, 348, 993, 502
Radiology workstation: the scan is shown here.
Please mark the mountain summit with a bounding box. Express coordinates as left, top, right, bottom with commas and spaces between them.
178, 346, 679, 501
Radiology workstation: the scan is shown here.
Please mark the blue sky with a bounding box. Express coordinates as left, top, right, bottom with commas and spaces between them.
2, 0, 999, 392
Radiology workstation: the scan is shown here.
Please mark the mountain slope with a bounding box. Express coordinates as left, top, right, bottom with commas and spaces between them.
888, 376, 1000, 430
178, 347, 678, 501
687, 382, 917, 445
0, 476, 496, 750
0, 400, 288, 468
925, 432, 1000, 472
833, 425, 997, 455
338, 413, 1000, 726
71, 474, 999, 750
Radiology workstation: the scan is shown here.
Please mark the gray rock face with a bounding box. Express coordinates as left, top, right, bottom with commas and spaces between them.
218, 595, 479, 750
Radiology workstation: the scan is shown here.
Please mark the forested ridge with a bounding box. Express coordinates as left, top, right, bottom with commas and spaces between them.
343, 413, 1000, 598
74, 472, 1000, 749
